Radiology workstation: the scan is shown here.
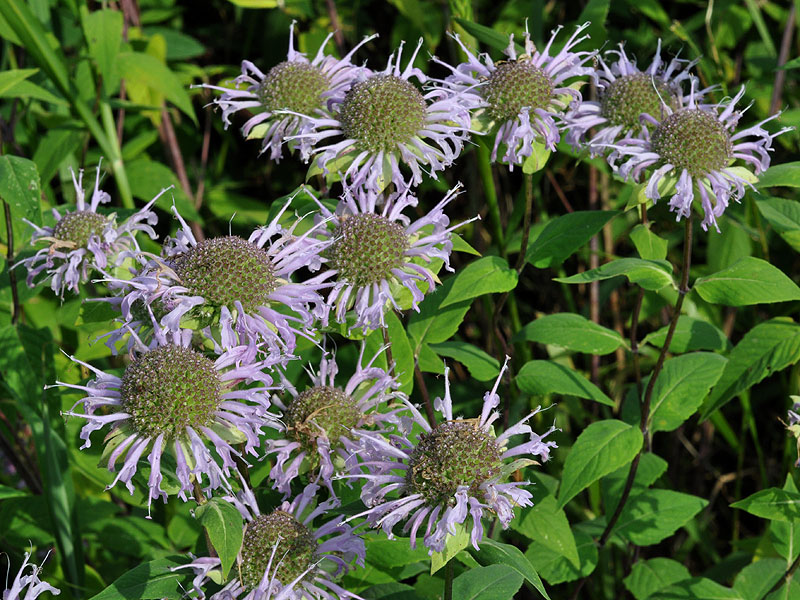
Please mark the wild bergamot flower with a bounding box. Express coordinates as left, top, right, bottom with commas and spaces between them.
356, 360, 557, 554
266, 341, 404, 497
612, 85, 792, 231
565, 40, 702, 157
3, 552, 60, 600
182, 483, 364, 600
436, 23, 595, 168
102, 200, 329, 356
311, 183, 469, 331
58, 328, 279, 512
293, 39, 474, 193
18, 163, 161, 298
199, 22, 373, 162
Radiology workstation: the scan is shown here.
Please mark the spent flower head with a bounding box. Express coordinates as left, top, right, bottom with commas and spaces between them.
266, 340, 404, 497
182, 483, 364, 600
312, 183, 470, 332
436, 23, 595, 168
292, 39, 474, 193
58, 327, 279, 512
199, 22, 373, 162
356, 359, 557, 554
18, 163, 161, 298
612, 85, 792, 231
565, 40, 702, 157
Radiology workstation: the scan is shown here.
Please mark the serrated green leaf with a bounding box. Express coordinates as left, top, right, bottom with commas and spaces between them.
525, 527, 597, 585
558, 420, 643, 508
650, 577, 742, 599
514, 313, 626, 355
471, 539, 550, 599
756, 196, 800, 252
556, 258, 674, 291
439, 256, 517, 308
694, 257, 800, 306
87, 556, 192, 600
624, 558, 691, 600
407, 277, 471, 352
731, 488, 800, 522
526, 211, 618, 268
615, 489, 707, 546
0, 155, 42, 246
701, 318, 800, 419
513, 496, 579, 568
733, 558, 784, 600
451, 564, 523, 600
196, 498, 243, 578
642, 317, 730, 354
516, 360, 614, 406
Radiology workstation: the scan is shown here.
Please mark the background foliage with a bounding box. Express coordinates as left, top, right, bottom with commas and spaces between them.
1, 0, 800, 599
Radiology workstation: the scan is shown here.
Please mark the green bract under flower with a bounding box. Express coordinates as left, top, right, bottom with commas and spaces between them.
484, 60, 554, 122
600, 73, 675, 130
257, 61, 330, 115
328, 213, 409, 287
285, 385, 361, 452
120, 345, 223, 439
172, 236, 278, 312
651, 108, 733, 177
339, 75, 427, 152
53, 210, 108, 248
240, 510, 316, 590
406, 421, 503, 505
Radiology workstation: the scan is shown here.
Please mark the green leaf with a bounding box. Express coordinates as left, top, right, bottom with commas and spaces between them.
440, 256, 517, 308
781, 56, 800, 70
125, 158, 199, 221
756, 196, 800, 252
525, 527, 598, 585
650, 577, 742, 599
143, 27, 205, 60
513, 496, 579, 568
578, 0, 611, 44
117, 52, 197, 124
0, 78, 66, 105
88, 556, 192, 600
733, 558, 784, 600
624, 558, 691, 600
515, 360, 615, 406
0, 155, 42, 245
558, 420, 643, 508
81, 8, 123, 95
226, 0, 279, 7
0, 484, 28, 499
407, 277, 471, 352
555, 258, 674, 291
707, 219, 751, 272
630, 224, 668, 261
701, 318, 800, 419
428, 341, 500, 381
364, 536, 429, 569
614, 490, 708, 546
642, 316, 730, 353
602, 453, 668, 516
471, 539, 550, 599
514, 313, 626, 355
452, 17, 513, 53
452, 233, 481, 256
755, 162, 800, 188
451, 565, 523, 600
693, 257, 800, 306
386, 311, 414, 394
0, 68, 37, 94
195, 498, 243, 578
731, 488, 800, 522
648, 353, 727, 433
526, 211, 618, 269
516, 360, 614, 407
770, 475, 800, 562
430, 521, 470, 574
522, 140, 551, 174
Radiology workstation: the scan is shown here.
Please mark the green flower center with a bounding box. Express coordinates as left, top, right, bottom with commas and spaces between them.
120, 345, 223, 439
484, 60, 554, 122
651, 108, 733, 178
257, 61, 330, 115
328, 213, 409, 287
338, 75, 427, 152
240, 511, 316, 590
53, 211, 108, 248
285, 385, 362, 454
600, 73, 677, 130
406, 420, 503, 506
172, 236, 278, 313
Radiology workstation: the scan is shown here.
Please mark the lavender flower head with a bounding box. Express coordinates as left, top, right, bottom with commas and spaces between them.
266, 340, 404, 498
3, 552, 60, 600
182, 483, 364, 600
292, 39, 474, 193
313, 183, 470, 331
436, 22, 595, 168
199, 22, 374, 162
565, 40, 701, 157
101, 199, 328, 356
357, 359, 557, 554
18, 163, 161, 298
57, 326, 280, 513
612, 85, 792, 231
